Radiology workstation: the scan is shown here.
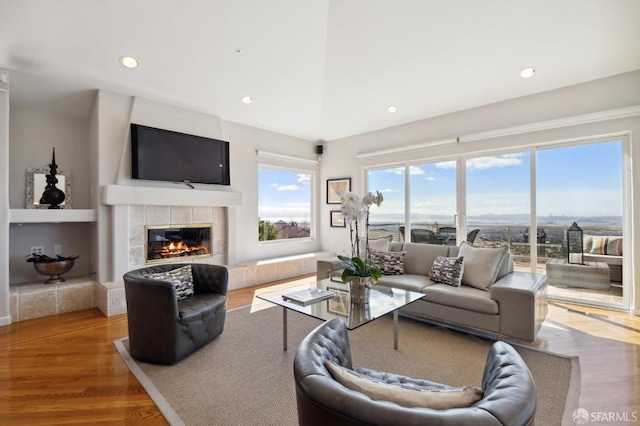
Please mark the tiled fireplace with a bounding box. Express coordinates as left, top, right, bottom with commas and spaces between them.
146, 224, 212, 264
128, 205, 227, 271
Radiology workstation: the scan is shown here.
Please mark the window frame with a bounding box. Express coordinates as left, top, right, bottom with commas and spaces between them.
257, 163, 315, 244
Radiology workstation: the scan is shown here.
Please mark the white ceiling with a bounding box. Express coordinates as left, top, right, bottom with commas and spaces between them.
2, 0, 639, 141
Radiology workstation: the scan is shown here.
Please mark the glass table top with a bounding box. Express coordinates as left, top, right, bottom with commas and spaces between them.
256, 278, 425, 330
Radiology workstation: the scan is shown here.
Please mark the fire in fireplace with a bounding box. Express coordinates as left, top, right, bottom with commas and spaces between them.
145, 224, 212, 264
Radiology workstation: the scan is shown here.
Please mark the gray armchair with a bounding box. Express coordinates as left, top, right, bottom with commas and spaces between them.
123, 263, 228, 365
294, 318, 536, 426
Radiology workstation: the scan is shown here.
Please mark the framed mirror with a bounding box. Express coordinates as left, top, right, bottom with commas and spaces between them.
26, 167, 73, 209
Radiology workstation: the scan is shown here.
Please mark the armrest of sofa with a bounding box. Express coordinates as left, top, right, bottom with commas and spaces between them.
317, 258, 344, 280
490, 272, 548, 342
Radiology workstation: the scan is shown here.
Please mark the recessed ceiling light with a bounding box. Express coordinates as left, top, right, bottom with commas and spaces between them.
387, 105, 398, 113
520, 67, 536, 78
241, 95, 253, 104
119, 56, 138, 68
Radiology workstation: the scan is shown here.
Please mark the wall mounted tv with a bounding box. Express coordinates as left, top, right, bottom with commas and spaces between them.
130, 123, 230, 185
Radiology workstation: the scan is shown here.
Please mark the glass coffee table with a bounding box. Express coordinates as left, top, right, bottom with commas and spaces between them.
257, 278, 424, 351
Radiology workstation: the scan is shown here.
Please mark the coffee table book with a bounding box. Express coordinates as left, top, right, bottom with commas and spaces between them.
282, 288, 334, 306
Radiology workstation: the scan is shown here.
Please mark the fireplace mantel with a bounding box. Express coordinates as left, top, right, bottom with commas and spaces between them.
103, 184, 242, 207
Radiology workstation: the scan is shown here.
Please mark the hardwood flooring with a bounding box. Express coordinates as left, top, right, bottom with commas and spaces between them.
1, 274, 639, 425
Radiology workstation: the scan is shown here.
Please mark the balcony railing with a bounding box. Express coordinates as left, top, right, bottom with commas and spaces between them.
369, 222, 622, 262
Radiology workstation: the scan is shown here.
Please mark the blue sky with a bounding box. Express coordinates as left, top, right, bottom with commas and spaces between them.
258, 141, 623, 224
368, 140, 623, 222
258, 167, 311, 222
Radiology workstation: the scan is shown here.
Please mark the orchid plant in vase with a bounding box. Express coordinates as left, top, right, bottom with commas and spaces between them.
337, 190, 384, 284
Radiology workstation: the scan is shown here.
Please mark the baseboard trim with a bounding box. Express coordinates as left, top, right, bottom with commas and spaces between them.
0, 315, 12, 326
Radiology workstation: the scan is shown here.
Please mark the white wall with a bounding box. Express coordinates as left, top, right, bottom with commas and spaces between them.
7, 108, 93, 283
222, 120, 321, 262
8, 108, 90, 209
94, 91, 319, 281
320, 70, 640, 314
0, 81, 10, 324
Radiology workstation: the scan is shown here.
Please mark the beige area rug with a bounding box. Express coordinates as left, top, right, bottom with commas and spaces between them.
114, 305, 580, 426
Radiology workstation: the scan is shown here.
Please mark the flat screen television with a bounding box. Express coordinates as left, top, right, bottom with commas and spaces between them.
130, 123, 230, 185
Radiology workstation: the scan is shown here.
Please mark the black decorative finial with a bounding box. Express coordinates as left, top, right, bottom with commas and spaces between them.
40, 148, 66, 209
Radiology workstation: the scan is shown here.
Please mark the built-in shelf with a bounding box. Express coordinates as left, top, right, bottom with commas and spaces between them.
9, 209, 97, 223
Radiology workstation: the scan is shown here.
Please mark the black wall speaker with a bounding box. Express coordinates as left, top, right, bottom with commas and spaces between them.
315, 145, 323, 155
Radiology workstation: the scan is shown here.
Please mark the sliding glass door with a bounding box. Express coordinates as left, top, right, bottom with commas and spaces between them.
536, 140, 625, 308
409, 161, 458, 244
465, 152, 532, 272
365, 136, 628, 310
367, 167, 405, 241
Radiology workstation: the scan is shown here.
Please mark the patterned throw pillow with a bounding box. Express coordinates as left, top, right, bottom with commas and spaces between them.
428, 256, 464, 287
589, 236, 623, 256
145, 265, 194, 301
369, 250, 406, 275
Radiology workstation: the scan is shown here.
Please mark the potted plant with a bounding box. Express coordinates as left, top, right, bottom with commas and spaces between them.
26, 253, 79, 284
337, 191, 383, 303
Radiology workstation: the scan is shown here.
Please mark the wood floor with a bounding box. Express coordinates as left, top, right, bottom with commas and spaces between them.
1, 274, 639, 425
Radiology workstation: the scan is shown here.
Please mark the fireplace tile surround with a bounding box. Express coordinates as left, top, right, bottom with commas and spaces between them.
128, 205, 226, 270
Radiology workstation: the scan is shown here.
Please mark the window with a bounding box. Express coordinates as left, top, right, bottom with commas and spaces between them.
367, 167, 405, 241
258, 167, 312, 241
410, 161, 457, 242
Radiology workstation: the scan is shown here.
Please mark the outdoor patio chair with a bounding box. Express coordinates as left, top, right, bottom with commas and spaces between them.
411, 228, 442, 244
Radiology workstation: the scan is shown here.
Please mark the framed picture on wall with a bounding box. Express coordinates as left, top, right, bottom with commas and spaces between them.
330, 210, 346, 227
326, 177, 351, 204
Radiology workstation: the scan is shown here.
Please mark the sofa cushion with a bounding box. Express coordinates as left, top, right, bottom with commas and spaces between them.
324, 360, 483, 409
370, 249, 406, 275
376, 274, 432, 293
401, 243, 450, 276
589, 236, 623, 256
458, 242, 509, 291
367, 235, 393, 252
144, 265, 194, 301
423, 284, 499, 315
428, 256, 464, 287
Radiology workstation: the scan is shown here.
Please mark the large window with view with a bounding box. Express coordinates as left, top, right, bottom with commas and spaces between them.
409, 161, 458, 245
466, 152, 532, 271
367, 167, 405, 241
258, 167, 312, 241
365, 136, 628, 310
536, 140, 624, 307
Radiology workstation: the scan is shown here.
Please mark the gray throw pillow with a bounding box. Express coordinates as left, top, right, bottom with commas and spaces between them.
457, 242, 508, 290
145, 265, 194, 301
428, 256, 464, 287
325, 360, 483, 409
